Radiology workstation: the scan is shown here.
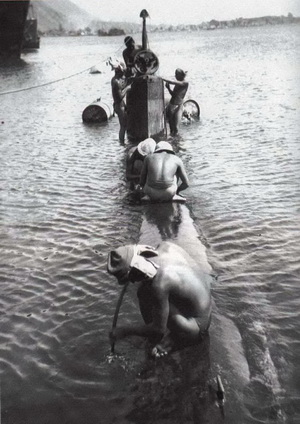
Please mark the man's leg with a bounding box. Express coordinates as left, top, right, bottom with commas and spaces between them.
150, 305, 207, 358
118, 112, 126, 143
168, 314, 205, 343
173, 105, 182, 135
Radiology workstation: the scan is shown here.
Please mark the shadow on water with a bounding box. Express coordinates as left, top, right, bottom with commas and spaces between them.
142, 201, 182, 240
0, 58, 29, 69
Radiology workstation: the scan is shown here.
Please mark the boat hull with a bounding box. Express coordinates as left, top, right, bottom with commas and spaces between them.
0, 0, 30, 59
23, 18, 40, 50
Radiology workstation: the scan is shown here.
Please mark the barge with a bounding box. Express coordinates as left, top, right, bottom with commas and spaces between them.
0, 0, 30, 60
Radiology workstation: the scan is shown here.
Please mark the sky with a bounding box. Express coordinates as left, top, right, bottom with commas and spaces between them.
70, 0, 300, 25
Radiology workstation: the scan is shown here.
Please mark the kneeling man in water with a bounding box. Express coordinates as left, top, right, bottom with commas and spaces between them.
140, 141, 189, 202
107, 241, 212, 358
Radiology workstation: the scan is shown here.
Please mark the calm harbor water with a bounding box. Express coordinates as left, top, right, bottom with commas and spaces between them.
1, 25, 299, 424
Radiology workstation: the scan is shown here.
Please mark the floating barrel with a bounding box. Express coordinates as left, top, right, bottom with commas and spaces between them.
82, 99, 113, 123
165, 99, 200, 123
182, 99, 200, 120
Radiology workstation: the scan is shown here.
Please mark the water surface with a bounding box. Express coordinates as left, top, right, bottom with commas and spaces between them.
1, 25, 299, 424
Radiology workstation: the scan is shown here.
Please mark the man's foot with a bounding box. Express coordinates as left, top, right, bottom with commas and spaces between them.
149, 336, 174, 358
151, 345, 169, 358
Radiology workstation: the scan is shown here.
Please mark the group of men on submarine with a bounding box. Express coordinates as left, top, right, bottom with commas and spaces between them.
107, 36, 211, 359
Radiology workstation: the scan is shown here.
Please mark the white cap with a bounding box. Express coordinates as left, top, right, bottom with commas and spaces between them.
137, 138, 156, 157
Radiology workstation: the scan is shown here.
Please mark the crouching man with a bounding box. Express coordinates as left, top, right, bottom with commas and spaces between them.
140, 141, 189, 202
126, 138, 156, 191
107, 241, 212, 358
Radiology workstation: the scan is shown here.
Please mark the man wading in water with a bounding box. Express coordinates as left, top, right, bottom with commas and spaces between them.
107, 242, 212, 358
163, 68, 189, 136
110, 61, 133, 143
139, 141, 189, 202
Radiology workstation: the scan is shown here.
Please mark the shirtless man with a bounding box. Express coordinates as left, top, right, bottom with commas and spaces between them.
163, 68, 189, 136
122, 36, 142, 77
111, 62, 133, 143
140, 141, 189, 202
107, 241, 212, 357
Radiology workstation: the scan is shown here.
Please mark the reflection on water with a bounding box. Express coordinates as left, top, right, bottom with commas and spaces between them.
142, 202, 182, 241
1, 26, 300, 424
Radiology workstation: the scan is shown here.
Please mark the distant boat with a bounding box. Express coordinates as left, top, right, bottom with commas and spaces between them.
0, 0, 30, 59
22, 4, 40, 50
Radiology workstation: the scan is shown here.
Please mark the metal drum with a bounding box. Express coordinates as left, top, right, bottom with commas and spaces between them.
182, 99, 200, 120
82, 99, 113, 123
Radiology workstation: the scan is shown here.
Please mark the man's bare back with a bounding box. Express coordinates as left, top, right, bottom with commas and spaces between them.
140, 142, 189, 201
143, 153, 183, 188
107, 241, 212, 358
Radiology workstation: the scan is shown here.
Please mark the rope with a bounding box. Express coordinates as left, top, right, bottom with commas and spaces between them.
0, 41, 125, 97
0, 65, 96, 96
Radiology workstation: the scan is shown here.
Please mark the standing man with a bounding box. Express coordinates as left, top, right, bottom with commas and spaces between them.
107, 241, 212, 358
140, 141, 189, 202
122, 36, 142, 77
163, 68, 189, 136
110, 62, 132, 143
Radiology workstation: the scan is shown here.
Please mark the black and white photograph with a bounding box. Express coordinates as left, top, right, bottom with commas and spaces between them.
1, 1, 299, 423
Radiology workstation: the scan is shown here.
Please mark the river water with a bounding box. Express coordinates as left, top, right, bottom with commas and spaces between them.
0, 25, 299, 424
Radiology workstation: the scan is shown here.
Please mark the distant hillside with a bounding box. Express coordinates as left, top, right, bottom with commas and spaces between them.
32, 1, 300, 36
33, 0, 92, 33
89, 19, 141, 35
32, 0, 142, 35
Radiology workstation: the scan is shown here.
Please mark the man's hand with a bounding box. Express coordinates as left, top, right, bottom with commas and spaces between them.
126, 76, 135, 85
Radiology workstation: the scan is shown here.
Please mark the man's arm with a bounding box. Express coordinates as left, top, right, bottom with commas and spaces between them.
176, 159, 189, 194
162, 78, 188, 87
165, 81, 173, 95
110, 281, 169, 344
139, 156, 148, 187
126, 152, 137, 181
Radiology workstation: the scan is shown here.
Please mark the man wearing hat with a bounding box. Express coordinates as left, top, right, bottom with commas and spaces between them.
126, 138, 156, 190
139, 141, 189, 202
107, 241, 212, 358
110, 60, 133, 143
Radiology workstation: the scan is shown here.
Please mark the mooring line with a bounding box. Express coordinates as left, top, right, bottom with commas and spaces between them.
0, 65, 97, 96
0, 42, 125, 97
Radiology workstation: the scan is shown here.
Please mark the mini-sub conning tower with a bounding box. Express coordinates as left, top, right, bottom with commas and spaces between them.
126, 10, 165, 142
